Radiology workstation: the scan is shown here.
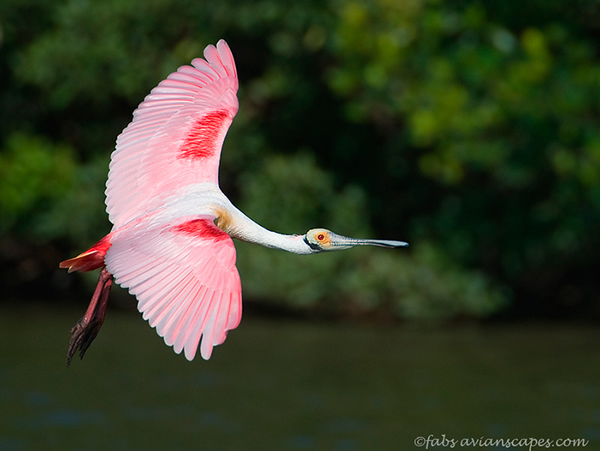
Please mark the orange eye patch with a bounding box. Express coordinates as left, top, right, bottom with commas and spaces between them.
314, 232, 331, 246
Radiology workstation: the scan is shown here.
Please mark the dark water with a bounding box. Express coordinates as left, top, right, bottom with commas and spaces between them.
1, 303, 599, 450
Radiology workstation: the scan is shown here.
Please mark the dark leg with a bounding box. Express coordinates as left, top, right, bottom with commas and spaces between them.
67, 267, 113, 365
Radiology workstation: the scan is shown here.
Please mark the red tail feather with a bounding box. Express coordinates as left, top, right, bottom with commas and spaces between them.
60, 234, 112, 273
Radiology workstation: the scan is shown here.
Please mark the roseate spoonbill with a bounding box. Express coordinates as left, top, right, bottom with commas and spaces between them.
60, 39, 408, 364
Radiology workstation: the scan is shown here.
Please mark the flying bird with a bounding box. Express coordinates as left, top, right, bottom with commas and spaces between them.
60, 39, 408, 364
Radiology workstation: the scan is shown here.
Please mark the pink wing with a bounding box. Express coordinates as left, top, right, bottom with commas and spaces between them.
104, 216, 242, 360
106, 40, 239, 229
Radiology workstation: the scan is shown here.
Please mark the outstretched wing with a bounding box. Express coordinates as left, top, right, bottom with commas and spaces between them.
106, 40, 239, 229
104, 216, 242, 360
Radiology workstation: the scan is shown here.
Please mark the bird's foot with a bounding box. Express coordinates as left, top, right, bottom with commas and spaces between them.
67, 315, 104, 365
66, 267, 113, 366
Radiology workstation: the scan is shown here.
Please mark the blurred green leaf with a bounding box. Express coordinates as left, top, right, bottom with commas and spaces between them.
0, 133, 76, 236
3, 0, 600, 318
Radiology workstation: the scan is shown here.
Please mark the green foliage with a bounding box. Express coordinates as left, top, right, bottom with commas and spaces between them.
236, 153, 505, 320
328, 0, 600, 281
33, 155, 112, 247
0, 133, 76, 238
2, 0, 599, 318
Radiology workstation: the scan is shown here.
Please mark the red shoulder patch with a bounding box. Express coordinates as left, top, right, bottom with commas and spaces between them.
179, 110, 230, 160
171, 219, 229, 241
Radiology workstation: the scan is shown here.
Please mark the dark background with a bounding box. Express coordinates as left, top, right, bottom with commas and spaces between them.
2, 0, 600, 322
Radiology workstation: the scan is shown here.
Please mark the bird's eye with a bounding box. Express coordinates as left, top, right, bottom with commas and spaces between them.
317, 233, 325, 241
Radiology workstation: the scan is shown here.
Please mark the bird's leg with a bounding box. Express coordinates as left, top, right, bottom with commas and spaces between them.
67, 267, 113, 366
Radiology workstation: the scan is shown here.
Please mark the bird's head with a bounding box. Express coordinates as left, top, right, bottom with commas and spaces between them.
303, 228, 408, 253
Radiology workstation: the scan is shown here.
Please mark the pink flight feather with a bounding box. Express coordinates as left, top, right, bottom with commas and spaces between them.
102, 40, 241, 360
105, 216, 242, 360
105, 40, 239, 229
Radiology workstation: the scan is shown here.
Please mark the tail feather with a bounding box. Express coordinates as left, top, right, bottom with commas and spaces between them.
60, 235, 112, 272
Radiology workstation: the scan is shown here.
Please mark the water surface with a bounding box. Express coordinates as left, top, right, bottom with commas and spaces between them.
1, 303, 599, 450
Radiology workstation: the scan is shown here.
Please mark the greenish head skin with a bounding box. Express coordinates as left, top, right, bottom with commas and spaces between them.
304, 228, 408, 253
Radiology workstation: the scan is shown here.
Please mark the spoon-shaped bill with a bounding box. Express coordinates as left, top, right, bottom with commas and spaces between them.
329, 233, 409, 249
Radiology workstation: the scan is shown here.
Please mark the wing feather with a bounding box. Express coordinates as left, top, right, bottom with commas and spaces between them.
173, 289, 205, 353
200, 299, 220, 359
181, 289, 215, 360
106, 40, 239, 229
105, 216, 242, 360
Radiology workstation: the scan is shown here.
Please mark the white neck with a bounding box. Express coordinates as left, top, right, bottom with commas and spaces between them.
234, 223, 315, 254
216, 203, 315, 254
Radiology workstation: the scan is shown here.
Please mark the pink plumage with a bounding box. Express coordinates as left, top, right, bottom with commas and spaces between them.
61, 39, 408, 365
105, 216, 241, 360
105, 39, 238, 229
63, 40, 242, 361
105, 40, 240, 360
